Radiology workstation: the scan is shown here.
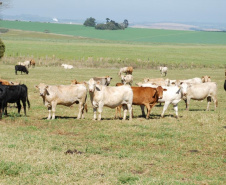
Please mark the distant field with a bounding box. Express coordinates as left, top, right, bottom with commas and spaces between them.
1, 20, 226, 44
1, 29, 226, 68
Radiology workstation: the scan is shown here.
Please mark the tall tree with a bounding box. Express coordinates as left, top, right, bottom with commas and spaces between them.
123, 19, 129, 28
83, 17, 96, 27
106, 18, 110, 23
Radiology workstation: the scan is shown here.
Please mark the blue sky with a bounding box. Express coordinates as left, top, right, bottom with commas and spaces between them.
1, 0, 225, 23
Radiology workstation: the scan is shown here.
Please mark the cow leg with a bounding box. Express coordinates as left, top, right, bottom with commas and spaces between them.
51, 102, 57, 119
47, 107, 52, 120
114, 107, 118, 119
122, 104, 128, 120
97, 106, 103, 121
212, 96, 218, 111
17, 101, 21, 114
173, 104, 179, 118
161, 102, 170, 118
140, 105, 146, 117
185, 98, 190, 111
145, 104, 151, 119
128, 104, 132, 121
22, 100, 27, 116
93, 107, 97, 120
77, 102, 83, 119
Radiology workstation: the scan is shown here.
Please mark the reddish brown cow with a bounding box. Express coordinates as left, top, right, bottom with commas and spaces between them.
115, 84, 166, 119
0, 79, 11, 85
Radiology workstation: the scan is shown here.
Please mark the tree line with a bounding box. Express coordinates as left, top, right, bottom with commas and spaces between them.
83, 17, 129, 30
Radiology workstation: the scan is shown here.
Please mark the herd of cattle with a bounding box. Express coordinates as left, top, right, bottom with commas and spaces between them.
0, 63, 223, 121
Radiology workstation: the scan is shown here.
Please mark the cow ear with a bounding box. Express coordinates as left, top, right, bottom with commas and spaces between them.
202, 76, 204, 78
208, 76, 210, 78
163, 89, 167, 91
45, 85, 49, 89
34, 85, 39, 89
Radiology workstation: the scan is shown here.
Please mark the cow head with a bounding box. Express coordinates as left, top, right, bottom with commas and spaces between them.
178, 82, 188, 96
106, 76, 112, 86
202, 76, 211, 83
87, 78, 97, 93
35, 83, 49, 96
156, 86, 167, 99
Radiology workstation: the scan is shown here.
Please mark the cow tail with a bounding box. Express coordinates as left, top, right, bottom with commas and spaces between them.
27, 96, 30, 109
84, 103, 88, 113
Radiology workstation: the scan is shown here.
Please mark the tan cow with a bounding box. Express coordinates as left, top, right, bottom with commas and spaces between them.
30, 59, 35, 67
36, 83, 87, 120
118, 66, 133, 76
184, 82, 218, 111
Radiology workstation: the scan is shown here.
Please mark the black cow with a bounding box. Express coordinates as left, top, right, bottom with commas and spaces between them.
15, 65, 29, 75
0, 84, 30, 118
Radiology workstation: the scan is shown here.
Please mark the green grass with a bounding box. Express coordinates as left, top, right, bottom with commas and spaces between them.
0, 64, 225, 184
1, 20, 226, 44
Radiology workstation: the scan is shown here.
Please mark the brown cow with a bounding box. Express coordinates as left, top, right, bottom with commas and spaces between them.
115, 84, 166, 119
30, 59, 35, 67
0, 79, 11, 85
71, 79, 82, 85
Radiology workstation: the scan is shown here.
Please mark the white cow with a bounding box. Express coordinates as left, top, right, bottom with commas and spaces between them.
139, 83, 188, 118
36, 83, 87, 120
160, 66, 168, 76
87, 78, 133, 121
184, 82, 217, 111
61, 64, 74, 69
18, 61, 31, 68
121, 74, 133, 85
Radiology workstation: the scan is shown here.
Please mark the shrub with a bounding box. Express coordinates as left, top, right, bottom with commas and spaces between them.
0, 39, 5, 59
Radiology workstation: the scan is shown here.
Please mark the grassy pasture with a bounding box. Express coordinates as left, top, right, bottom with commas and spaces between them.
0, 64, 225, 184
0, 23, 225, 184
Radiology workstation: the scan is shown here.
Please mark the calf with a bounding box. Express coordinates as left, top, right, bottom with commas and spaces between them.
0, 84, 30, 118
15, 65, 29, 75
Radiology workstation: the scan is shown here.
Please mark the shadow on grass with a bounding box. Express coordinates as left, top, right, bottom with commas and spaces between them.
41, 116, 77, 120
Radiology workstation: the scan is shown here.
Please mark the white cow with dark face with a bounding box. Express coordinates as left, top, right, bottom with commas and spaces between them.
36, 83, 87, 120
87, 78, 133, 121
121, 74, 133, 85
